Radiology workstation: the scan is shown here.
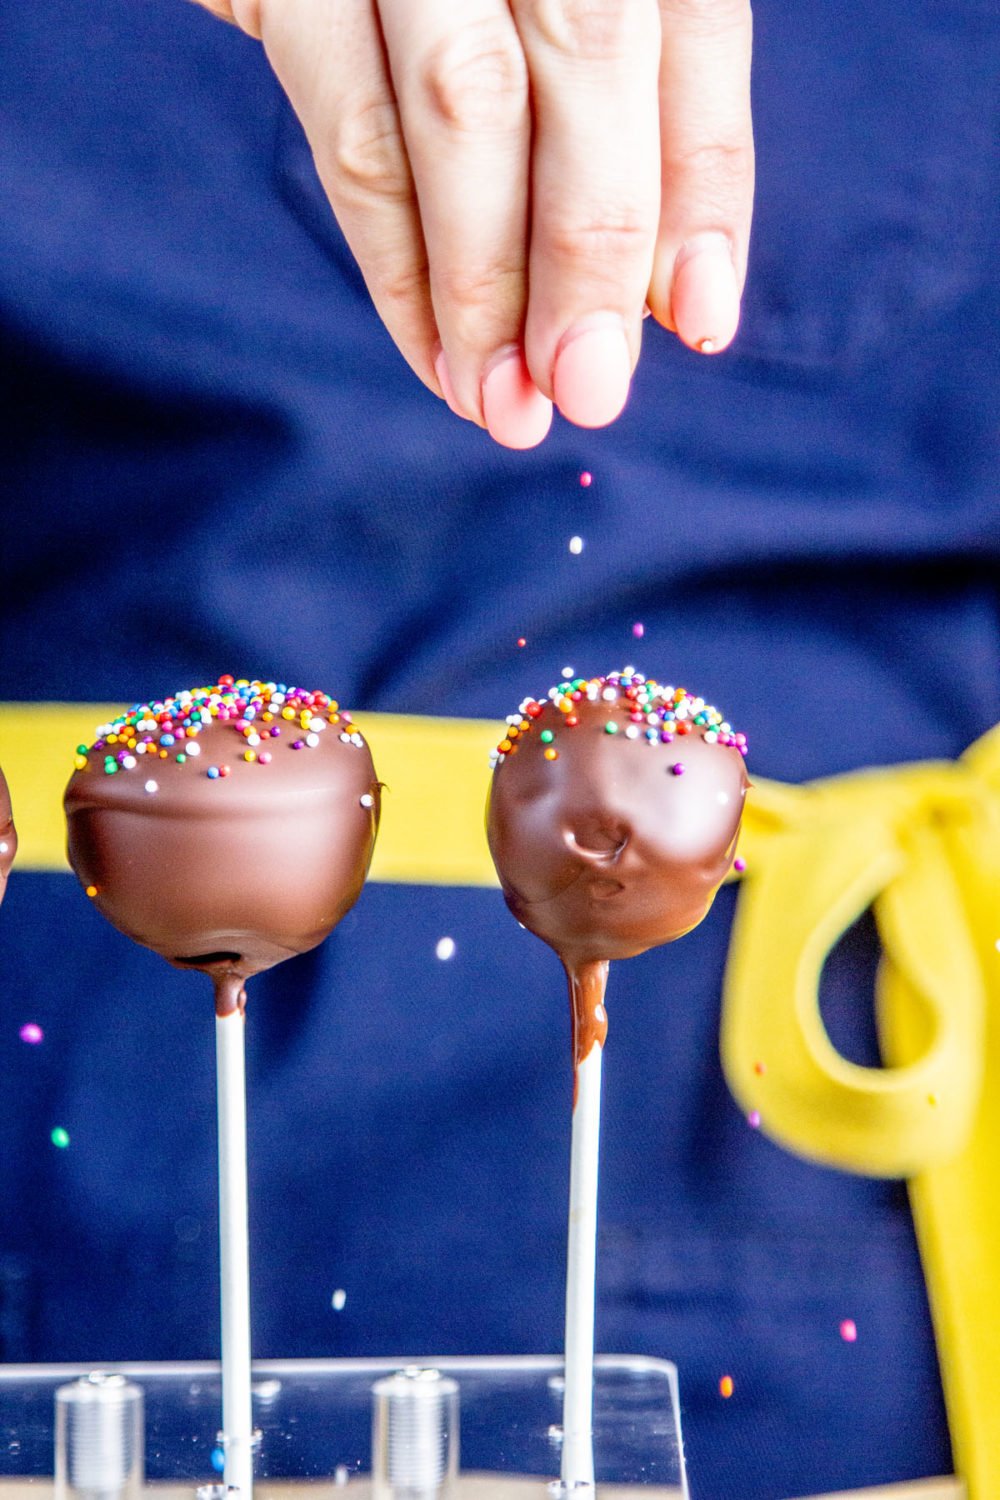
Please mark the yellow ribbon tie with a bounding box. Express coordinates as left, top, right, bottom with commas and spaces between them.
723, 725, 1000, 1496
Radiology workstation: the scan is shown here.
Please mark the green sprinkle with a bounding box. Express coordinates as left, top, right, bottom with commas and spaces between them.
50, 1127, 70, 1149
175, 753, 187, 763
604, 721, 618, 734
540, 729, 554, 744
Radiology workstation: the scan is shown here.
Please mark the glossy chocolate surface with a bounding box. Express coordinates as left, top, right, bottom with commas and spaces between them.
0, 764, 16, 904
65, 711, 379, 1012
487, 693, 748, 970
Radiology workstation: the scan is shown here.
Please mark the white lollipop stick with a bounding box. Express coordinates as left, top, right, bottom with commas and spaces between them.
561, 1038, 603, 1491
216, 1007, 254, 1499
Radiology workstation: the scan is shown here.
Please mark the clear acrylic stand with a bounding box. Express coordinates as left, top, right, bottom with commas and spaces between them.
0, 1356, 687, 1498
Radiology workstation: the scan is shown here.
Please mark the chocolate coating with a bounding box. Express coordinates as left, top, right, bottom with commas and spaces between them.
487, 693, 748, 970
0, 763, 16, 906
65, 704, 379, 1013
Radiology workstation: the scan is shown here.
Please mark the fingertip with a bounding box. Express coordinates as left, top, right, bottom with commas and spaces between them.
669, 232, 741, 354
552, 316, 632, 429
482, 350, 553, 450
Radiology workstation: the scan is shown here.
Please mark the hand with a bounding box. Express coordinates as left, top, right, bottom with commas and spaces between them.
191, 0, 753, 449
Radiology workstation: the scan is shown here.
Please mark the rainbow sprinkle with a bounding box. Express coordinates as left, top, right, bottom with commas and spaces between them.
73, 676, 364, 779
491, 669, 747, 766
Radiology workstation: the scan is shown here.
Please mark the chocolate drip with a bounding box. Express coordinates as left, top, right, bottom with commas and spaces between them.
212, 969, 248, 1019
566, 958, 609, 1103
0, 764, 16, 904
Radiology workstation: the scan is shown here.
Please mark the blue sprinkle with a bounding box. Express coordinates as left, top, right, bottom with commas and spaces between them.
207, 767, 220, 780
211, 1448, 225, 1474
160, 733, 176, 746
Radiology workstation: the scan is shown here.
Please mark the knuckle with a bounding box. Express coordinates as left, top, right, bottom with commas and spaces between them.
526, 0, 639, 61
323, 97, 411, 204
658, 0, 751, 34
670, 139, 754, 206
377, 257, 431, 314
547, 207, 656, 271
421, 19, 529, 133
435, 259, 523, 320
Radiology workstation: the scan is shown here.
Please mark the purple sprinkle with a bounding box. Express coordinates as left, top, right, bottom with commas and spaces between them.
748, 1110, 761, 1129
291, 739, 305, 750
19, 1023, 44, 1045
733, 857, 747, 873
671, 762, 685, 776
632, 622, 645, 639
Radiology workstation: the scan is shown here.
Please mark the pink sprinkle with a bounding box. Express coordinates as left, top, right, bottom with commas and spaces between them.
748, 1110, 761, 1129
19, 1023, 44, 1045
733, 857, 747, 872
840, 1319, 858, 1343
258, 751, 272, 765
632, 622, 644, 639
579, 471, 592, 487
671, 762, 685, 776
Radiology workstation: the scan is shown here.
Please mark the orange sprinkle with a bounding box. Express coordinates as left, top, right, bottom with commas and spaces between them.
85, 885, 98, 899
544, 748, 559, 761
719, 1376, 734, 1399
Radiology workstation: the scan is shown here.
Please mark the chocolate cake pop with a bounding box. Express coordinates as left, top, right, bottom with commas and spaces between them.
487, 667, 748, 988
0, 763, 16, 904
64, 676, 381, 1014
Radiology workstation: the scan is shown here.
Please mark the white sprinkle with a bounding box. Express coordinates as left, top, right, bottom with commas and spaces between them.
306, 733, 320, 747
624, 725, 640, 739
340, 732, 351, 743
716, 790, 730, 805
246, 733, 261, 747
309, 717, 326, 732
0, 842, 8, 854
704, 730, 718, 743
568, 535, 584, 555
561, 667, 574, 679
602, 687, 617, 702
359, 793, 374, 808
334, 1466, 350, 1487
122, 755, 137, 769
144, 781, 159, 795
435, 936, 456, 961
995, 939, 1000, 953
331, 1288, 347, 1312
623, 665, 636, 676
186, 741, 201, 757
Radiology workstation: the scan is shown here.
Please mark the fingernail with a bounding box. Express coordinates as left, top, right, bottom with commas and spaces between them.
670, 232, 740, 354
481, 348, 553, 450
434, 348, 470, 420
552, 314, 632, 429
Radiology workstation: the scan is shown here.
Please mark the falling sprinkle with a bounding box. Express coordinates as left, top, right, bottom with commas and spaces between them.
747, 1110, 761, 1129
632, 622, 644, 639
517, 637, 527, 648
19, 1023, 44, 1045
50, 1127, 70, 1149
928, 1093, 937, 1107
568, 536, 584, 555
579, 471, 592, 487
561, 667, 574, 679
840, 1319, 858, 1343
211, 1449, 225, 1475
435, 937, 456, 962
719, 1376, 734, 1399
331, 1288, 347, 1312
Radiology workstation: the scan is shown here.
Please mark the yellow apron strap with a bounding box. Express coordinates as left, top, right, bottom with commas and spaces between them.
723, 738, 1000, 1496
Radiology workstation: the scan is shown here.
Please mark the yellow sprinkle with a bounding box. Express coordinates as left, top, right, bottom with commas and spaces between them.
85, 885, 98, 898
244, 750, 256, 763
107, 733, 118, 744
719, 1376, 734, 1399
281, 707, 296, 720
498, 739, 512, 754
262, 712, 273, 722
74, 755, 87, 770
928, 1094, 938, 1107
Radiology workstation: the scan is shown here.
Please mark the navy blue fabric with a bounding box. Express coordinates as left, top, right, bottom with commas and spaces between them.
1, 0, 998, 1495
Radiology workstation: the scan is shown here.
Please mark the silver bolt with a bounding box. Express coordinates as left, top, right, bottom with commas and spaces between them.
371, 1368, 458, 1500
55, 1373, 143, 1500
